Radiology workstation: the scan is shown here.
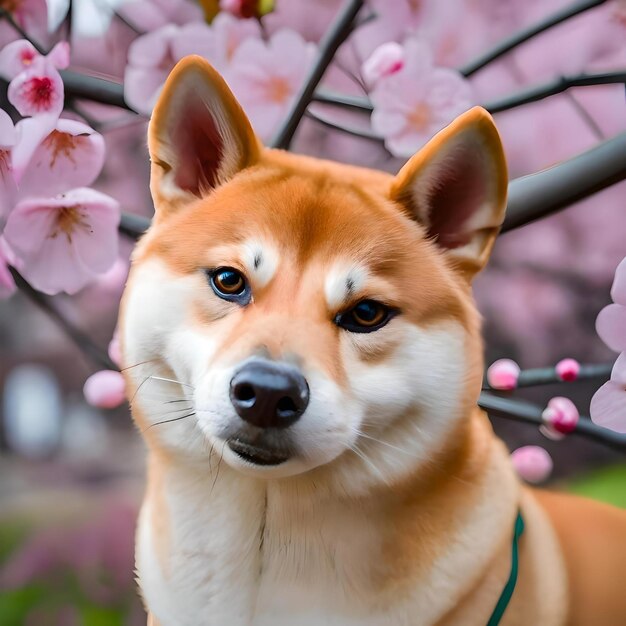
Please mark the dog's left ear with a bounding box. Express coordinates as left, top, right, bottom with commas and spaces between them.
390, 107, 507, 280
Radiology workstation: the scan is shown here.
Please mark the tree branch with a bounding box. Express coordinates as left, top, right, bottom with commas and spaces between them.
60, 70, 132, 111
502, 131, 626, 232
480, 392, 626, 452
459, 0, 609, 77
269, 0, 364, 149
0, 8, 46, 54
10, 269, 115, 370
483, 363, 612, 391
486, 71, 626, 114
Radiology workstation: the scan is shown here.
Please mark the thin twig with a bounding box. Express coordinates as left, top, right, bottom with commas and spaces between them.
459, 0, 609, 77
480, 392, 626, 452
304, 110, 381, 141
269, 0, 364, 149
10, 269, 115, 370
0, 8, 46, 54
485, 71, 626, 114
483, 363, 612, 390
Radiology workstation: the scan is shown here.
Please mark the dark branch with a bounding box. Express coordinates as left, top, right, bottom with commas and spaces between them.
483, 363, 612, 391
269, 0, 364, 150
312, 70, 626, 119
10, 269, 116, 371
502, 131, 626, 232
485, 71, 626, 114
304, 110, 381, 141
480, 392, 626, 452
0, 8, 46, 54
60, 70, 133, 111
459, 0, 609, 77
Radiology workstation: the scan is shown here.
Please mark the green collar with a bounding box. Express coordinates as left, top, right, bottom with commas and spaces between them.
486, 511, 525, 626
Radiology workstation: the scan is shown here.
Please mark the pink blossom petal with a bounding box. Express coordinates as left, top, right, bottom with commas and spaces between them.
127, 24, 178, 68
510, 446, 553, 484
3, 188, 120, 295
555, 358, 580, 382
487, 359, 520, 390
171, 22, 217, 63
611, 258, 626, 305
362, 42, 405, 86
123, 66, 170, 116
83, 370, 126, 409
611, 352, 626, 385
108, 332, 122, 368
47, 41, 70, 70
596, 303, 626, 352
18, 118, 105, 197
0, 39, 40, 80
590, 380, 626, 434
10, 114, 58, 184
542, 396, 579, 435
8, 58, 64, 118
0, 237, 17, 299
0, 108, 17, 149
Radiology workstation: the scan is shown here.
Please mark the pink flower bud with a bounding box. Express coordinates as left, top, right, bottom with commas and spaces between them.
542, 396, 579, 435
510, 445, 553, 484
362, 42, 405, 86
108, 334, 122, 368
83, 370, 126, 409
555, 358, 580, 381
487, 359, 520, 390
8, 57, 64, 118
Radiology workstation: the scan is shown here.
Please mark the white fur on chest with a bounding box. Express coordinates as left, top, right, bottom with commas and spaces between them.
137, 450, 518, 626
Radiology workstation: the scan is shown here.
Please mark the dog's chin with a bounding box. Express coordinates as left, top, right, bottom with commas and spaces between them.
218, 440, 312, 478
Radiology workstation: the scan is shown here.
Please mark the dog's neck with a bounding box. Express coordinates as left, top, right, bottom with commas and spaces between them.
137, 410, 520, 625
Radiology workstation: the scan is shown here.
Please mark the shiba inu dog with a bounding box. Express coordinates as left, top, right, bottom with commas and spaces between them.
120, 56, 626, 625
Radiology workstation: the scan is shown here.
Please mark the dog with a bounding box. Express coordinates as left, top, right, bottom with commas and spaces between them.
120, 56, 626, 625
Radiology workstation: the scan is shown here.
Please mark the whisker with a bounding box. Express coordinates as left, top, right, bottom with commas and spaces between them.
120, 358, 158, 372
163, 399, 191, 405
349, 444, 390, 487
143, 412, 196, 432
355, 431, 416, 457
149, 375, 195, 389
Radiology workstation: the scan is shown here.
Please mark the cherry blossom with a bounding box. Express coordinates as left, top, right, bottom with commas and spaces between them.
0, 108, 17, 217
596, 258, 626, 353
0, 39, 69, 81
118, 0, 204, 33
3, 188, 120, 295
541, 396, 579, 438
83, 370, 126, 409
486, 359, 520, 390
228, 29, 316, 140
0, 237, 18, 299
16, 118, 106, 196
7, 56, 64, 119
124, 14, 261, 116
362, 42, 405, 87
510, 446, 553, 484
0, 0, 49, 43
591, 353, 626, 434
555, 358, 581, 382
369, 39, 474, 157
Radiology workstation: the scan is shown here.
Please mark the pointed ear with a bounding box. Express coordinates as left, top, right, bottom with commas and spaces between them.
148, 55, 260, 215
390, 107, 508, 280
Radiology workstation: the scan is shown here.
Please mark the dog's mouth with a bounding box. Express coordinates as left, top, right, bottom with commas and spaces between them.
227, 439, 290, 466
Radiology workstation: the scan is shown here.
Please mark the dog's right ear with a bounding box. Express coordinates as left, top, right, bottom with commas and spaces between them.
148, 55, 260, 217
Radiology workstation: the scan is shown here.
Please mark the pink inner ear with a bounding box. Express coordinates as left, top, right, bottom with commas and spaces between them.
425, 144, 488, 249
171, 96, 224, 196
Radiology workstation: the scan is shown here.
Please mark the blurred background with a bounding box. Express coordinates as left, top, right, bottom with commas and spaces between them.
1, 0, 625, 623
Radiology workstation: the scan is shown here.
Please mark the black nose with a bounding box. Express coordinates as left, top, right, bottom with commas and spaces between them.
230, 360, 309, 429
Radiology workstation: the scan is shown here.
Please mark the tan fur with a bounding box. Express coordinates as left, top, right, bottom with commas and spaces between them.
120, 57, 626, 625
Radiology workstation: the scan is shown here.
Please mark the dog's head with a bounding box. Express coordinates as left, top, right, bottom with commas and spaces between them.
121, 56, 507, 490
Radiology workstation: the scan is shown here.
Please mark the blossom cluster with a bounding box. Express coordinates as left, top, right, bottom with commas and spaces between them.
0, 39, 120, 296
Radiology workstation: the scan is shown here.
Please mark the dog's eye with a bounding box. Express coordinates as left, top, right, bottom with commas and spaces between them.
335, 300, 394, 333
208, 267, 250, 304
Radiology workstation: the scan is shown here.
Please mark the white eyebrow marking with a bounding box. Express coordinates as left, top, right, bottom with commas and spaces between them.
241, 240, 279, 288
324, 262, 369, 310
